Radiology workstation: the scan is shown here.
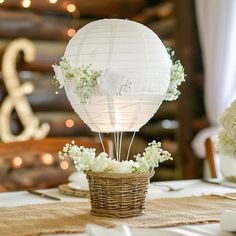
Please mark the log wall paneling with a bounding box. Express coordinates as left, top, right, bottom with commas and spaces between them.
0, 0, 146, 17
0, 10, 92, 41
132, 1, 174, 23
0, 40, 66, 71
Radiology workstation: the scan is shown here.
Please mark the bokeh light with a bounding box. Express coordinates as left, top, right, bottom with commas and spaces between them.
67, 3, 76, 13
67, 28, 76, 37
12, 157, 23, 168
60, 161, 69, 170
41, 153, 54, 165
65, 119, 75, 128
22, 0, 31, 8
49, 0, 57, 3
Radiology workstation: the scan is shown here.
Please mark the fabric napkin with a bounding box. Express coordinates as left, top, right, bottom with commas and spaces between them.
68, 171, 89, 191
220, 210, 236, 232
86, 224, 132, 236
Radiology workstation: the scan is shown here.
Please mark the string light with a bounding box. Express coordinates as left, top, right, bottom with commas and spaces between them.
60, 161, 69, 170
22, 0, 31, 8
41, 153, 54, 165
12, 157, 23, 168
0, 0, 5, 4
65, 119, 74, 128
49, 0, 57, 3
67, 28, 76, 37
67, 3, 76, 13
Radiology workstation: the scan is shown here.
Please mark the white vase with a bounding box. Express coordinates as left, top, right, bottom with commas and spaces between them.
220, 155, 236, 181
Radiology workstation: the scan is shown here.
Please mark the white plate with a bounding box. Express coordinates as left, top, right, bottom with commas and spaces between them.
68, 182, 88, 191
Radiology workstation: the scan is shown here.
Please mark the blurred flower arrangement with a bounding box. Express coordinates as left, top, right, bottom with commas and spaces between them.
217, 99, 236, 156
59, 140, 172, 174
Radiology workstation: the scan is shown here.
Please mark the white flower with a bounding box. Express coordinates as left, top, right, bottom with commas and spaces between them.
73, 148, 96, 172
59, 140, 172, 174
97, 152, 108, 159
97, 70, 131, 96
135, 140, 172, 172
216, 99, 236, 157
217, 128, 236, 156
165, 60, 185, 101
220, 99, 236, 141
68, 145, 80, 156
53, 58, 132, 103
165, 48, 185, 101
59, 57, 71, 70
109, 160, 139, 174
135, 156, 150, 172
90, 158, 110, 172
75, 64, 101, 104
52, 58, 101, 103
52, 64, 64, 88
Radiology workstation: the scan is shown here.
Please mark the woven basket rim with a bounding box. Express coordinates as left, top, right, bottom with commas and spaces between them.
86, 170, 154, 179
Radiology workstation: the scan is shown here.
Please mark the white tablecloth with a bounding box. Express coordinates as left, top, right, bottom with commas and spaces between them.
0, 180, 235, 236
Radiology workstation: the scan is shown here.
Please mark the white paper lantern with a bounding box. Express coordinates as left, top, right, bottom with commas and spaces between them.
64, 19, 171, 133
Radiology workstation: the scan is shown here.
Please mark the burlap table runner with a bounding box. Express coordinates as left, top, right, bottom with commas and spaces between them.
1, 193, 236, 236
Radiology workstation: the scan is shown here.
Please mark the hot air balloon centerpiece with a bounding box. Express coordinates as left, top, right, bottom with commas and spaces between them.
53, 19, 185, 218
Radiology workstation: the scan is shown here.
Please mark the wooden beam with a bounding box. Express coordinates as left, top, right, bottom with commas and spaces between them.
0, 10, 91, 41
1, 0, 80, 16
132, 1, 174, 23
0, 0, 145, 17
0, 39, 66, 72
147, 18, 174, 40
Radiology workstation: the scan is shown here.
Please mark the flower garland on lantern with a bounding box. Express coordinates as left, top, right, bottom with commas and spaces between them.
165, 47, 186, 101
52, 58, 132, 104
52, 48, 185, 103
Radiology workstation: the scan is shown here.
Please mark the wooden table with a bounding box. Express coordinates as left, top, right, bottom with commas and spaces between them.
0, 179, 235, 236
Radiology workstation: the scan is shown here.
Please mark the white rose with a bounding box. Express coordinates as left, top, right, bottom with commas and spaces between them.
90, 158, 110, 172
97, 70, 126, 96
97, 152, 108, 159
107, 159, 120, 172
111, 160, 137, 174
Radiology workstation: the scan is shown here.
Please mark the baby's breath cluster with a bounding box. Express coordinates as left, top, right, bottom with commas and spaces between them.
135, 141, 172, 172
59, 140, 97, 172
59, 140, 172, 174
165, 48, 185, 101
216, 99, 236, 156
75, 65, 101, 104
52, 58, 101, 104
217, 129, 236, 156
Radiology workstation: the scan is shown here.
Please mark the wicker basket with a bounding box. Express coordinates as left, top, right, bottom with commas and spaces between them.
86, 170, 154, 218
